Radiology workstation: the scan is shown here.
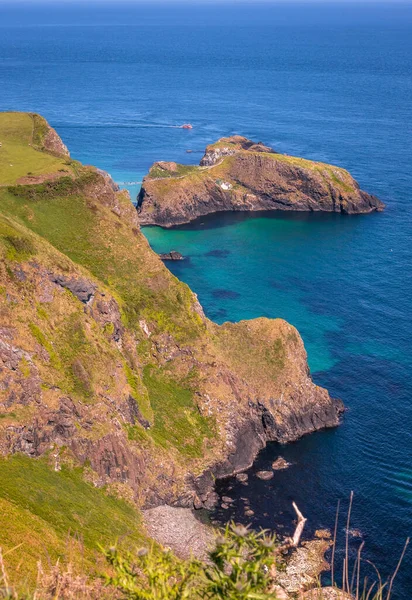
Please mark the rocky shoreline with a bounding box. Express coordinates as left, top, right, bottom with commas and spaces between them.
159, 250, 184, 261
142, 505, 340, 599
142, 505, 215, 561
190, 396, 344, 510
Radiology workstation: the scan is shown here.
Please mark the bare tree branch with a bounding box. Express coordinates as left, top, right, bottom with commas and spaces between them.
291, 502, 307, 547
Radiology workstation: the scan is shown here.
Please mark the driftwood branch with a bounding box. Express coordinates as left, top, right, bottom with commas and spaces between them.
279, 502, 307, 552
291, 502, 307, 547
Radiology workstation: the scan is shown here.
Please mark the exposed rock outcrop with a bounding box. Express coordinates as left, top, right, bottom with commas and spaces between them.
276, 539, 332, 594
272, 457, 291, 470
200, 136, 276, 167
42, 124, 70, 158
256, 470, 275, 480
159, 251, 184, 261
30, 112, 70, 158
49, 273, 96, 303
138, 135, 384, 227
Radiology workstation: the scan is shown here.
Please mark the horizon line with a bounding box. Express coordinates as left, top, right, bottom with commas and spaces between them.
2, 0, 412, 4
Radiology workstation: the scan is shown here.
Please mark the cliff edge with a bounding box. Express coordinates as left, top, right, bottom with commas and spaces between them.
138, 135, 384, 227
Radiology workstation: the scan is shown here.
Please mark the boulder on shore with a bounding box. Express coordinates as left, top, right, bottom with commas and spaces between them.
159, 251, 184, 261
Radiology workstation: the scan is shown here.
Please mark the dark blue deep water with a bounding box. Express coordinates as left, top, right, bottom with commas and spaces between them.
1, 3, 411, 595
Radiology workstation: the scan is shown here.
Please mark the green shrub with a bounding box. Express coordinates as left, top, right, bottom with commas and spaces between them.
7, 172, 99, 203
4, 235, 36, 260
104, 545, 200, 600
203, 524, 278, 599
104, 524, 278, 600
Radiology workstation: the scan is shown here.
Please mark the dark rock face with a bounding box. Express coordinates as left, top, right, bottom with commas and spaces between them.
7, 397, 81, 457
138, 135, 384, 227
89, 293, 124, 342
191, 395, 344, 509
125, 395, 151, 429
159, 251, 184, 261
49, 273, 96, 303
0, 337, 42, 409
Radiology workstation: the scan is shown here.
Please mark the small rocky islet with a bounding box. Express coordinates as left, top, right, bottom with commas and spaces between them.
137, 135, 384, 227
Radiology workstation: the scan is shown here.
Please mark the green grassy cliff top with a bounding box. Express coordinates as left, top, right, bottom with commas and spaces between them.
0, 112, 73, 186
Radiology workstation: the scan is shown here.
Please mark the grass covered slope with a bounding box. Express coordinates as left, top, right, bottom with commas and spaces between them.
0, 455, 146, 586
0, 113, 342, 581
137, 135, 384, 226
0, 113, 70, 185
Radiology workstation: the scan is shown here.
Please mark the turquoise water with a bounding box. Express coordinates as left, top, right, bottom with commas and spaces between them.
1, 2, 411, 594
144, 209, 412, 591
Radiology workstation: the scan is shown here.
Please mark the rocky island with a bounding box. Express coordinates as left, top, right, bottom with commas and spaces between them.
137, 135, 384, 227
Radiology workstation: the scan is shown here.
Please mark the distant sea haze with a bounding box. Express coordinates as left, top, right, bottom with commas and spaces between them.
1, 2, 411, 597
2, 1, 412, 26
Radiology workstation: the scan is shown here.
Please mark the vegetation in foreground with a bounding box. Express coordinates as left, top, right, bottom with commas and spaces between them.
0, 521, 408, 600
104, 521, 409, 600
0, 455, 147, 589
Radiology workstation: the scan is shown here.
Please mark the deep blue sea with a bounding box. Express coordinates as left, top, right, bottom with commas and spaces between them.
1, 2, 411, 596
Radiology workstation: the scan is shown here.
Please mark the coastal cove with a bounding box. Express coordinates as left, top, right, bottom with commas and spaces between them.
1, 2, 411, 597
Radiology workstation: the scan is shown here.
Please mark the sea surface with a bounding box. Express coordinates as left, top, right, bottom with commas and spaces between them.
1, 2, 411, 596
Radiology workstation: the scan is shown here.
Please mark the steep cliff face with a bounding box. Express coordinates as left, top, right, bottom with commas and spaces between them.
0, 115, 342, 518
138, 135, 384, 227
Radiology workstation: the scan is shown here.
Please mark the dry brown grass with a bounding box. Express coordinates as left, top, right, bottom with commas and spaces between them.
325, 493, 409, 600
0, 547, 118, 600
